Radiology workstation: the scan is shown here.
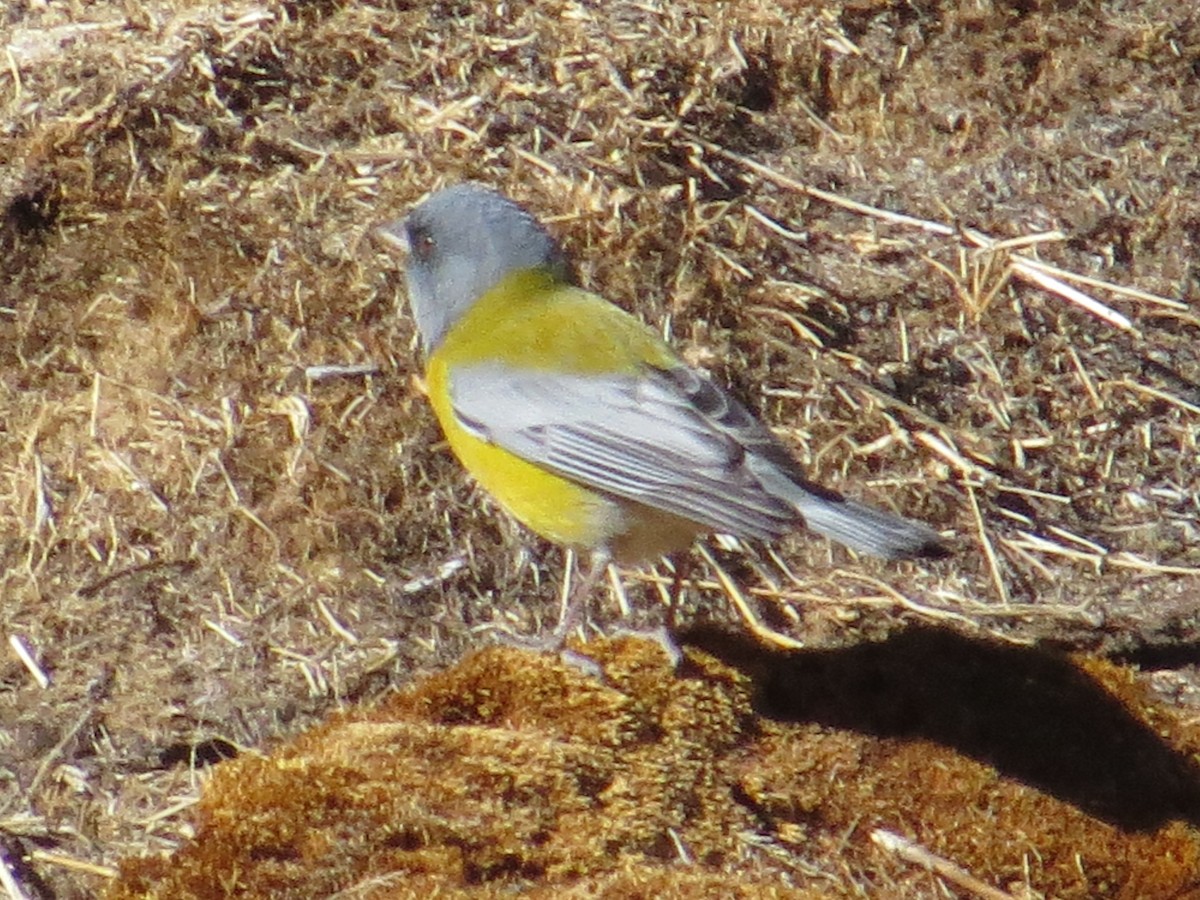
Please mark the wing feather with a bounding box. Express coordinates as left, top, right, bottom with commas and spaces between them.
449, 361, 797, 540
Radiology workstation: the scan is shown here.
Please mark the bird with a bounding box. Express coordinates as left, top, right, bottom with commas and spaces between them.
377, 182, 946, 643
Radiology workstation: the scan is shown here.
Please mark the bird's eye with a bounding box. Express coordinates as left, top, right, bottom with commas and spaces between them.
406, 224, 436, 262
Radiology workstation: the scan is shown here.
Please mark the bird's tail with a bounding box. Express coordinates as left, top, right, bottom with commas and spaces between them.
790, 487, 948, 559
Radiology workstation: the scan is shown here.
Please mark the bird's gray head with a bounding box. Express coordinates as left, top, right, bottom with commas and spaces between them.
377, 183, 572, 352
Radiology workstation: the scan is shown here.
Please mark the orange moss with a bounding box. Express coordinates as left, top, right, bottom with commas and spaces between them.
107, 637, 1200, 898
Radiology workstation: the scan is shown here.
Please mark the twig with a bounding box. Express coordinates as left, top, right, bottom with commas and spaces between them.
1015, 256, 1189, 311
690, 136, 1181, 336
966, 483, 1009, 606
7, 635, 49, 689
0, 843, 30, 900
27, 849, 118, 880
315, 597, 359, 644
1009, 258, 1134, 333
607, 562, 632, 618
835, 572, 984, 630
303, 363, 381, 381
1114, 379, 1200, 417
872, 828, 1018, 900
694, 138, 956, 236
27, 710, 93, 797
398, 556, 466, 593
695, 544, 805, 650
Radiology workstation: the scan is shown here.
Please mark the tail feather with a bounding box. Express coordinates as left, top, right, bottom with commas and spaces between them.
791, 491, 948, 559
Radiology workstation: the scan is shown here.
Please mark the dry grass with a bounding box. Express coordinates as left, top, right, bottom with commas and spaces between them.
2, 0, 1199, 897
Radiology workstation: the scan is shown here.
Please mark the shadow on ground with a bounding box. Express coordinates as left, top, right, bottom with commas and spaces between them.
679, 623, 1200, 832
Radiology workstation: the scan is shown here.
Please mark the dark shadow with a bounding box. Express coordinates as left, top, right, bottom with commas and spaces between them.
1110, 640, 1200, 672
158, 736, 241, 770
1136, 350, 1200, 407
677, 623, 1200, 832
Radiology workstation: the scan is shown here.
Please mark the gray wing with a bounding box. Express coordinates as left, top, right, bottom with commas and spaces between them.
447, 361, 805, 540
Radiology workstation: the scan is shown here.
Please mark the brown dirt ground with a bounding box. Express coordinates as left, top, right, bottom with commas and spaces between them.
2, 0, 1199, 897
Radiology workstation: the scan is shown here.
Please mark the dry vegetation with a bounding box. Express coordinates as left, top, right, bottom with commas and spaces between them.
2, 0, 1199, 897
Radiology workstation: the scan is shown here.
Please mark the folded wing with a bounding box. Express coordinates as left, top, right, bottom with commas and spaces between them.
449, 360, 815, 540
448, 360, 946, 559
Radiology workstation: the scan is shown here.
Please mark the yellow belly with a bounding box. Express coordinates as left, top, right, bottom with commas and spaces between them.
442, 414, 622, 549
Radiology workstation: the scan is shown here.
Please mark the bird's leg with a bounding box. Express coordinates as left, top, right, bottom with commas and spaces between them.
494, 548, 609, 652
546, 547, 609, 645
494, 549, 695, 670
594, 553, 689, 667
665, 552, 692, 631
